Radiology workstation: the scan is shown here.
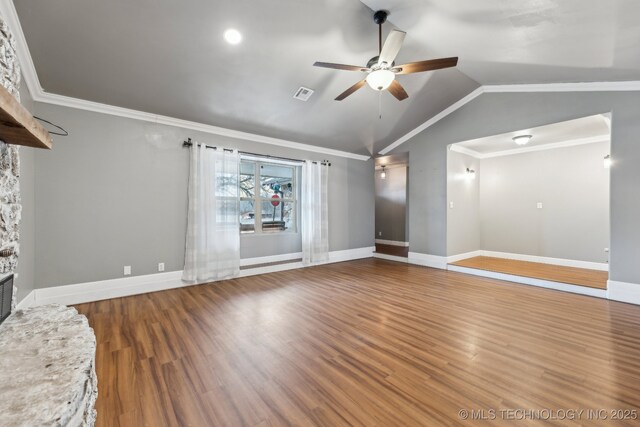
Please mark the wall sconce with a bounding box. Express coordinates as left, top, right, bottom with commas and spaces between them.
380, 165, 387, 179
466, 167, 476, 180
604, 155, 612, 169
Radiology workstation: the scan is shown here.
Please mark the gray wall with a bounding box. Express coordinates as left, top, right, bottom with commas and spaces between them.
375, 166, 408, 243
392, 91, 640, 284
478, 142, 610, 263
32, 103, 374, 288
446, 150, 480, 256
15, 81, 36, 302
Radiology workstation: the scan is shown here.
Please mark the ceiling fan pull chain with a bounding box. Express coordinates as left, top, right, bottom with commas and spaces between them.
379, 91, 382, 120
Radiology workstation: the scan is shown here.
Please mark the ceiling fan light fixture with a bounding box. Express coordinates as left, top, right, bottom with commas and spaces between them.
366, 69, 395, 91
313, 9, 458, 101
513, 135, 533, 146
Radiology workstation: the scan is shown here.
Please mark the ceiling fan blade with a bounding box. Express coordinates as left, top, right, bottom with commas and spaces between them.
314, 62, 368, 72
393, 57, 458, 75
378, 30, 406, 66
387, 80, 409, 101
335, 79, 367, 101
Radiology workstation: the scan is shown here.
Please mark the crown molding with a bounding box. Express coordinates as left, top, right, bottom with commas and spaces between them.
450, 134, 610, 160
0, 0, 370, 162
484, 81, 640, 93
2, 0, 637, 161
380, 81, 640, 155
40, 92, 371, 161
379, 86, 485, 155
0, 0, 43, 98
449, 144, 483, 159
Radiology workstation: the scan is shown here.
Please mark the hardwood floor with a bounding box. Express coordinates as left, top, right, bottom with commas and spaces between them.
450, 256, 609, 290
75, 259, 640, 426
375, 243, 409, 258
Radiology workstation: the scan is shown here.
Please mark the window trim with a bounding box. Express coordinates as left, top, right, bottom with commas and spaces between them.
240, 157, 300, 235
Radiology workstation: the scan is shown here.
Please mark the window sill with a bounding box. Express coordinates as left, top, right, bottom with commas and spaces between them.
241, 231, 300, 237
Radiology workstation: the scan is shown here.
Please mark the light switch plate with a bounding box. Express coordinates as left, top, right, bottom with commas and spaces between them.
124, 266, 131, 276
537, 202, 543, 209
158, 262, 165, 272
449, 202, 454, 209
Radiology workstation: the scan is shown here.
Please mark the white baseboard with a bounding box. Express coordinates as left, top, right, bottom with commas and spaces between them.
240, 252, 302, 267
35, 270, 188, 307
375, 239, 410, 247
239, 261, 305, 278
15, 290, 36, 310
447, 250, 484, 264
408, 252, 448, 270
27, 247, 374, 307
480, 250, 609, 271
373, 252, 409, 263
607, 280, 640, 305
448, 265, 607, 298
328, 246, 375, 263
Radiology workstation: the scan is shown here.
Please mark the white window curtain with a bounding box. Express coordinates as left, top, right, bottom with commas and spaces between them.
183, 143, 240, 283
301, 161, 329, 265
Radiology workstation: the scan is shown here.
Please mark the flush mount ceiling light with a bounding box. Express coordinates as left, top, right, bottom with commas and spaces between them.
380, 165, 387, 179
512, 135, 533, 146
224, 29, 242, 45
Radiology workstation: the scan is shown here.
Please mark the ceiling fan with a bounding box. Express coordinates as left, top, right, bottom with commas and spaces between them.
314, 10, 458, 101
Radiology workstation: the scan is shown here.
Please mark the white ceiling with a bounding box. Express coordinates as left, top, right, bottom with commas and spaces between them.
13, 0, 640, 155
361, 0, 640, 84
453, 114, 610, 155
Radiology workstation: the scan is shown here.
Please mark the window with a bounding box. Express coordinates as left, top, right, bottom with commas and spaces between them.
240, 159, 298, 233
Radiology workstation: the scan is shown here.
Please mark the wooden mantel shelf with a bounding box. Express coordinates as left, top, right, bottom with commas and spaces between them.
0, 84, 52, 149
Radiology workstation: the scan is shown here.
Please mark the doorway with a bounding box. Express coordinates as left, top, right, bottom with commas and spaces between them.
446, 114, 611, 293
374, 153, 409, 259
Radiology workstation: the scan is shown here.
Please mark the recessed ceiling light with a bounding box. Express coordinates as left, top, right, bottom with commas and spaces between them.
224, 29, 242, 45
512, 135, 533, 146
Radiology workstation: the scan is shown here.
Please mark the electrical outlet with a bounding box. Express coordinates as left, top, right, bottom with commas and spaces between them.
378, 231, 382, 236
449, 202, 454, 209
124, 266, 131, 276
158, 262, 165, 272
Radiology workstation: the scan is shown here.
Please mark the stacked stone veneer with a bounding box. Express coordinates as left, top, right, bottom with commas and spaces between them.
0, 305, 98, 426
0, 15, 21, 310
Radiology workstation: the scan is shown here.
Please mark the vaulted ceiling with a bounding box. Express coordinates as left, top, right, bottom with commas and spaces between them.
14, 0, 640, 155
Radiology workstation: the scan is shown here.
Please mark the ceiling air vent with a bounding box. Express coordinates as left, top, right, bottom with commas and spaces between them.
293, 87, 314, 101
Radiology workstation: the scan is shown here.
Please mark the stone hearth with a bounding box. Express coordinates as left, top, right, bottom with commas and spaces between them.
0, 304, 98, 426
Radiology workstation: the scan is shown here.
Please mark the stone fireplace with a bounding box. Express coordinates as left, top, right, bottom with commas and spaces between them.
0, 14, 22, 311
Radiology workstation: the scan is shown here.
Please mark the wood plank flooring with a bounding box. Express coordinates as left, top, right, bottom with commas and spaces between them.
75, 258, 640, 426
450, 256, 609, 290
